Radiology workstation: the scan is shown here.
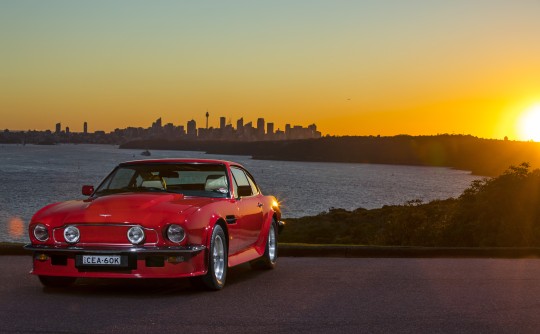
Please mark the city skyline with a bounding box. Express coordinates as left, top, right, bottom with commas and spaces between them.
1, 114, 321, 145
35, 114, 321, 139
2, 1, 540, 140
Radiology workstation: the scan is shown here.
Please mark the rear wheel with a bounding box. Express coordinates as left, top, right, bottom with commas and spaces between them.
38, 275, 76, 288
191, 225, 227, 290
251, 220, 277, 270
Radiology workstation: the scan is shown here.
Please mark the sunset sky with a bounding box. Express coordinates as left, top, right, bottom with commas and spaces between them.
1, 1, 540, 140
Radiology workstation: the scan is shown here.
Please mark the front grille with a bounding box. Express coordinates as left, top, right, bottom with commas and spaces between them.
53, 224, 159, 245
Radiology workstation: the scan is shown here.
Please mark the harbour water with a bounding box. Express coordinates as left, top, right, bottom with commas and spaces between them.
0, 144, 483, 243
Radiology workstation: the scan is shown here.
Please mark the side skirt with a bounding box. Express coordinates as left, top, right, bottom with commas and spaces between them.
228, 246, 262, 267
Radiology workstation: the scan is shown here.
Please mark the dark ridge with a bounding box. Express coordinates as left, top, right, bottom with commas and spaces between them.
119, 135, 540, 176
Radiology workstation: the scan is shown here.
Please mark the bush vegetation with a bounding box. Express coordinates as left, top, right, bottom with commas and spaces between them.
280, 163, 540, 247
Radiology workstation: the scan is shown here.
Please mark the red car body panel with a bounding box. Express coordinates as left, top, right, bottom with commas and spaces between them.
26, 159, 282, 280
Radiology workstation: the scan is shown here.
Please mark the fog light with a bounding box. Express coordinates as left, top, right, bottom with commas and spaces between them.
127, 226, 145, 245
33, 224, 49, 242
64, 225, 80, 244
166, 224, 185, 243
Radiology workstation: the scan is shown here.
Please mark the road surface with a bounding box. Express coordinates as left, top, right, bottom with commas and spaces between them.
2, 255, 540, 333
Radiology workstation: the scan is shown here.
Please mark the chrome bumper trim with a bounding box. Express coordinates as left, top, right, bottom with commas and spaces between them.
277, 220, 286, 234
24, 244, 205, 255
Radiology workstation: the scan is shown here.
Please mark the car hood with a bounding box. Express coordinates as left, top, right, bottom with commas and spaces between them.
33, 193, 216, 227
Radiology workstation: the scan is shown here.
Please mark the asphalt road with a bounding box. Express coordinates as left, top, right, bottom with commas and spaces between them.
2, 256, 540, 334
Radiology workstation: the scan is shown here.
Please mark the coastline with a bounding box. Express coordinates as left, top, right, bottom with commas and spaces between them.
118, 135, 540, 177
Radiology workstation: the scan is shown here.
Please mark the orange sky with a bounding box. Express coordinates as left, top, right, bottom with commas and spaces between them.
1, 1, 539, 140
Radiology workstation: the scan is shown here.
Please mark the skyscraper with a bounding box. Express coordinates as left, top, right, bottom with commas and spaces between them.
220, 117, 226, 129
267, 122, 274, 136
55, 123, 61, 134
83, 122, 88, 134
236, 117, 244, 137
187, 119, 197, 137
256, 118, 265, 139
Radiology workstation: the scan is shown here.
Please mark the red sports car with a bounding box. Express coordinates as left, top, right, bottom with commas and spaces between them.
25, 159, 284, 290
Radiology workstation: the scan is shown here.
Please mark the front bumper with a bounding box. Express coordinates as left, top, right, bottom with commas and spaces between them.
24, 244, 207, 279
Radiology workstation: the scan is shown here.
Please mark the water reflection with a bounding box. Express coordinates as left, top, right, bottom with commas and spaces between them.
8, 217, 24, 239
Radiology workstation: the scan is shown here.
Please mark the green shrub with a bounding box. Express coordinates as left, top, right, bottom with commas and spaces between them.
280, 163, 540, 247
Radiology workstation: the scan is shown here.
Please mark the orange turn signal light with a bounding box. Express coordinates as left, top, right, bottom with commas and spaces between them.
36, 253, 49, 261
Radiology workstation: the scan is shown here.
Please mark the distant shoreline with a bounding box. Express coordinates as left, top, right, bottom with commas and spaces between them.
119, 135, 540, 177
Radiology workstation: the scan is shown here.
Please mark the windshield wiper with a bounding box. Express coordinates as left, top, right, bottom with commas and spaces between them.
135, 187, 177, 193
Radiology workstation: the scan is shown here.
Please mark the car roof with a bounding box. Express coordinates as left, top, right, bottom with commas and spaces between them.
118, 158, 244, 169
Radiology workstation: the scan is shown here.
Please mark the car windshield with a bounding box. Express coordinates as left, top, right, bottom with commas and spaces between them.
94, 163, 230, 198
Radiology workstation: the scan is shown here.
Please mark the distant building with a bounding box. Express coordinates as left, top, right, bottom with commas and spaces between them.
236, 118, 244, 135
308, 124, 322, 138
83, 122, 88, 134
286, 124, 321, 140
163, 123, 175, 136
187, 119, 197, 138
152, 117, 162, 129
178, 125, 185, 136
220, 117, 226, 130
66, 127, 70, 134
266, 122, 274, 140
243, 121, 255, 140
256, 118, 265, 139
55, 123, 61, 134
274, 128, 286, 140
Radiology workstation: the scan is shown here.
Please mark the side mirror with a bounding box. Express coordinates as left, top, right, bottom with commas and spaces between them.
82, 185, 94, 196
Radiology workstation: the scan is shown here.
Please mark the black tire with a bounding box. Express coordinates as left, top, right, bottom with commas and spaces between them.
191, 225, 227, 290
251, 220, 278, 270
38, 275, 76, 288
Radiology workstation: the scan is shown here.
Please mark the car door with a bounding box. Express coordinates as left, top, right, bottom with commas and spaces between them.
228, 167, 264, 254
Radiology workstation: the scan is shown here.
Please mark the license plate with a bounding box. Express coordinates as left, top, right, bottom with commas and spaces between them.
75, 254, 132, 269
81, 255, 122, 266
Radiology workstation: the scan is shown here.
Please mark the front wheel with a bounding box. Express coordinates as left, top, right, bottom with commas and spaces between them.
251, 221, 278, 270
38, 275, 76, 288
191, 225, 227, 290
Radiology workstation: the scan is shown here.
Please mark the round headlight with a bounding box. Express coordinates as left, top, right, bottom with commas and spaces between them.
166, 224, 185, 243
64, 225, 80, 244
127, 226, 145, 245
33, 224, 49, 242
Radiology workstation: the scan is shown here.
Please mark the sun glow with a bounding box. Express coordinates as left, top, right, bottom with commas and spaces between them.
518, 105, 540, 142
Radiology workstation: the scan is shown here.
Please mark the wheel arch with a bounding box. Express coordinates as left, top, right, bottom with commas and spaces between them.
214, 218, 229, 249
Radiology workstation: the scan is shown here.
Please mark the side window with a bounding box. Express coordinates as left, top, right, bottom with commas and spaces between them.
245, 173, 259, 195
231, 167, 253, 197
